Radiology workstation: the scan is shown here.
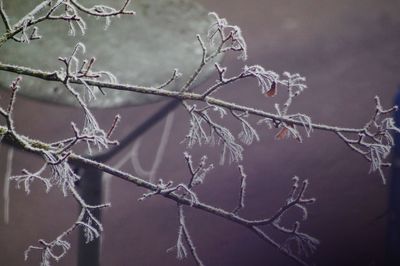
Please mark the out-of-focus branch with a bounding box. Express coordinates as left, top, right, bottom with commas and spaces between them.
0, 1, 11, 32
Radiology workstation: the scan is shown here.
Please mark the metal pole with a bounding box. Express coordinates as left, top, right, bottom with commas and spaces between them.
77, 167, 103, 266
386, 88, 400, 265
76, 99, 179, 266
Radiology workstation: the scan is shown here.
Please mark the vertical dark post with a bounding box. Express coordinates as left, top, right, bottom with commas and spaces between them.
386, 88, 400, 265
76, 99, 179, 266
77, 167, 103, 266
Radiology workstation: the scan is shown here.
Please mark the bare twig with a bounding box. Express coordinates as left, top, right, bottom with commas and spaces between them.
233, 165, 247, 214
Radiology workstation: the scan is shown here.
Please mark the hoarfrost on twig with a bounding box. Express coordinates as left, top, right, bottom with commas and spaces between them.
184, 103, 244, 165
208, 12, 248, 60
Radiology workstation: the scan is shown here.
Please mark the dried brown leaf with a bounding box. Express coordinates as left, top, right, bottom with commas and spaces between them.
275, 127, 289, 140
265, 81, 277, 97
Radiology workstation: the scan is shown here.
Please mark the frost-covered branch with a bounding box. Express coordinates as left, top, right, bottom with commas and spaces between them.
69, 0, 134, 18
2, 112, 316, 265
249, 177, 315, 226
184, 152, 214, 189
183, 102, 244, 164
9, 144, 110, 265
0, 7, 398, 266
208, 12, 247, 61
0, 76, 20, 131
24, 182, 110, 266
0, 61, 367, 135
233, 165, 247, 214
167, 204, 204, 266
0, 0, 134, 46
336, 96, 399, 183
4, 124, 111, 266
139, 179, 200, 207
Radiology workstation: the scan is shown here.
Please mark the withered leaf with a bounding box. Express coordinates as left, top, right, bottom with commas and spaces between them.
275, 122, 297, 141
275, 127, 289, 140
265, 81, 277, 97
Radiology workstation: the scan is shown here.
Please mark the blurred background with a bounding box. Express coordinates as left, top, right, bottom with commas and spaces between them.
1, 0, 400, 265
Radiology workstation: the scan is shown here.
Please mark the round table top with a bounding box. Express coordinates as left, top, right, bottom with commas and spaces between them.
0, 0, 218, 108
